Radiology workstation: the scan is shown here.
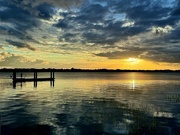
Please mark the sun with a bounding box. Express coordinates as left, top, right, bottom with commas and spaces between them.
126, 58, 138, 62
125, 58, 141, 65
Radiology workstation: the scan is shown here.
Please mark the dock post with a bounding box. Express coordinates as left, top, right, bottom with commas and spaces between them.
53, 72, 55, 87
50, 71, 55, 87
13, 82, 16, 88
34, 71, 37, 87
50, 80, 54, 87
13, 71, 16, 81
50, 72, 52, 87
53, 79, 54, 87
34, 72, 36, 79
53, 72, 54, 79
50, 72, 52, 79
34, 71, 37, 79
12, 71, 16, 88
34, 81, 37, 87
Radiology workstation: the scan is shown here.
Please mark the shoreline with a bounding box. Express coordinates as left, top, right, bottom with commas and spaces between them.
0, 68, 180, 72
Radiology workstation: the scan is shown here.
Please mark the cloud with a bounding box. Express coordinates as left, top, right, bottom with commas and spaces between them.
54, 3, 142, 45
54, 3, 109, 29
53, 0, 176, 45
0, 1, 40, 28
171, 0, 180, 16
7, 0, 84, 8
0, 52, 12, 59
6, 40, 36, 51
0, 0, 57, 47
36, 3, 56, 20
50, 0, 180, 64
94, 41, 180, 63
0, 0, 41, 43
54, 20, 69, 29
75, 3, 109, 22
0, 52, 48, 68
110, 0, 177, 28
94, 50, 142, 59
34, 0, 84, 8
164, 25, 180, 42
139, 49, 180, 63
151, 25, 174, 36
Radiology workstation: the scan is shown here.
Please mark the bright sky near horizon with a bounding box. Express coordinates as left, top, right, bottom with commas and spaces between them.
0, 0, 180, 69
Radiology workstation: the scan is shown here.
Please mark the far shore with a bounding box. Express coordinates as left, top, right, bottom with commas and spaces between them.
0, 68, 180, 72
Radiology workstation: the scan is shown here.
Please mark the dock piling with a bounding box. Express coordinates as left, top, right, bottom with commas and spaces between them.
34, 71, 37, 87
13, 71, 16, 81
50, 72, 55, 87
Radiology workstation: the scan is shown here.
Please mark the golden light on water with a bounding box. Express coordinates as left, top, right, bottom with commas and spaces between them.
132, 80, 135, 90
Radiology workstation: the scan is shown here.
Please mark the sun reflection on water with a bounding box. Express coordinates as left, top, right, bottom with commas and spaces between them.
132, 80, 135, 90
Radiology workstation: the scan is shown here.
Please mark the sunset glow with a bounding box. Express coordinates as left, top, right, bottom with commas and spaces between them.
126, 58, 141, 64
0, 0, 180, 70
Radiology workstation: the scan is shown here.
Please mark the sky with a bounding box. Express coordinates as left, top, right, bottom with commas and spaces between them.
0, 0, 180, 69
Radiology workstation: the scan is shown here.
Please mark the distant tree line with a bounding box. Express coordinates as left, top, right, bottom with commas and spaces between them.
0, 68, 180, 72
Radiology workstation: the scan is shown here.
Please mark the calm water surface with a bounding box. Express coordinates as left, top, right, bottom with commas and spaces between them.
0, 72, 180, 135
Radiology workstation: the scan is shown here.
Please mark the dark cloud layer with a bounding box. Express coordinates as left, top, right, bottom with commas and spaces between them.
6, 0, 84, 9
94, 50, 141, 59
36, 3, 56, 20
6, 40, 36, 51
0, 0, 40, 43
33, 0, 84, 8
54, 0, 179, 46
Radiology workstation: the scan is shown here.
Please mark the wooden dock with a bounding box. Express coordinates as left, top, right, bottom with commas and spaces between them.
12, 71, 55, 88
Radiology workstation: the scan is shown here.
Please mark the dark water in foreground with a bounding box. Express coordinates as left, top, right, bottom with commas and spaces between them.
0, 72, 180, 135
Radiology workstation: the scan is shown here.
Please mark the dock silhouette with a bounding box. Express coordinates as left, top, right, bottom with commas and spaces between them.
12, 70, 55, 88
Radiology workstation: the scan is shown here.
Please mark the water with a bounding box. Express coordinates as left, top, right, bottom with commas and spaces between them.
0, 72, 180, 135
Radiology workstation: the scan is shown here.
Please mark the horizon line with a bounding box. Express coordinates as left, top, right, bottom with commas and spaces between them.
0, 68, 180, 72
